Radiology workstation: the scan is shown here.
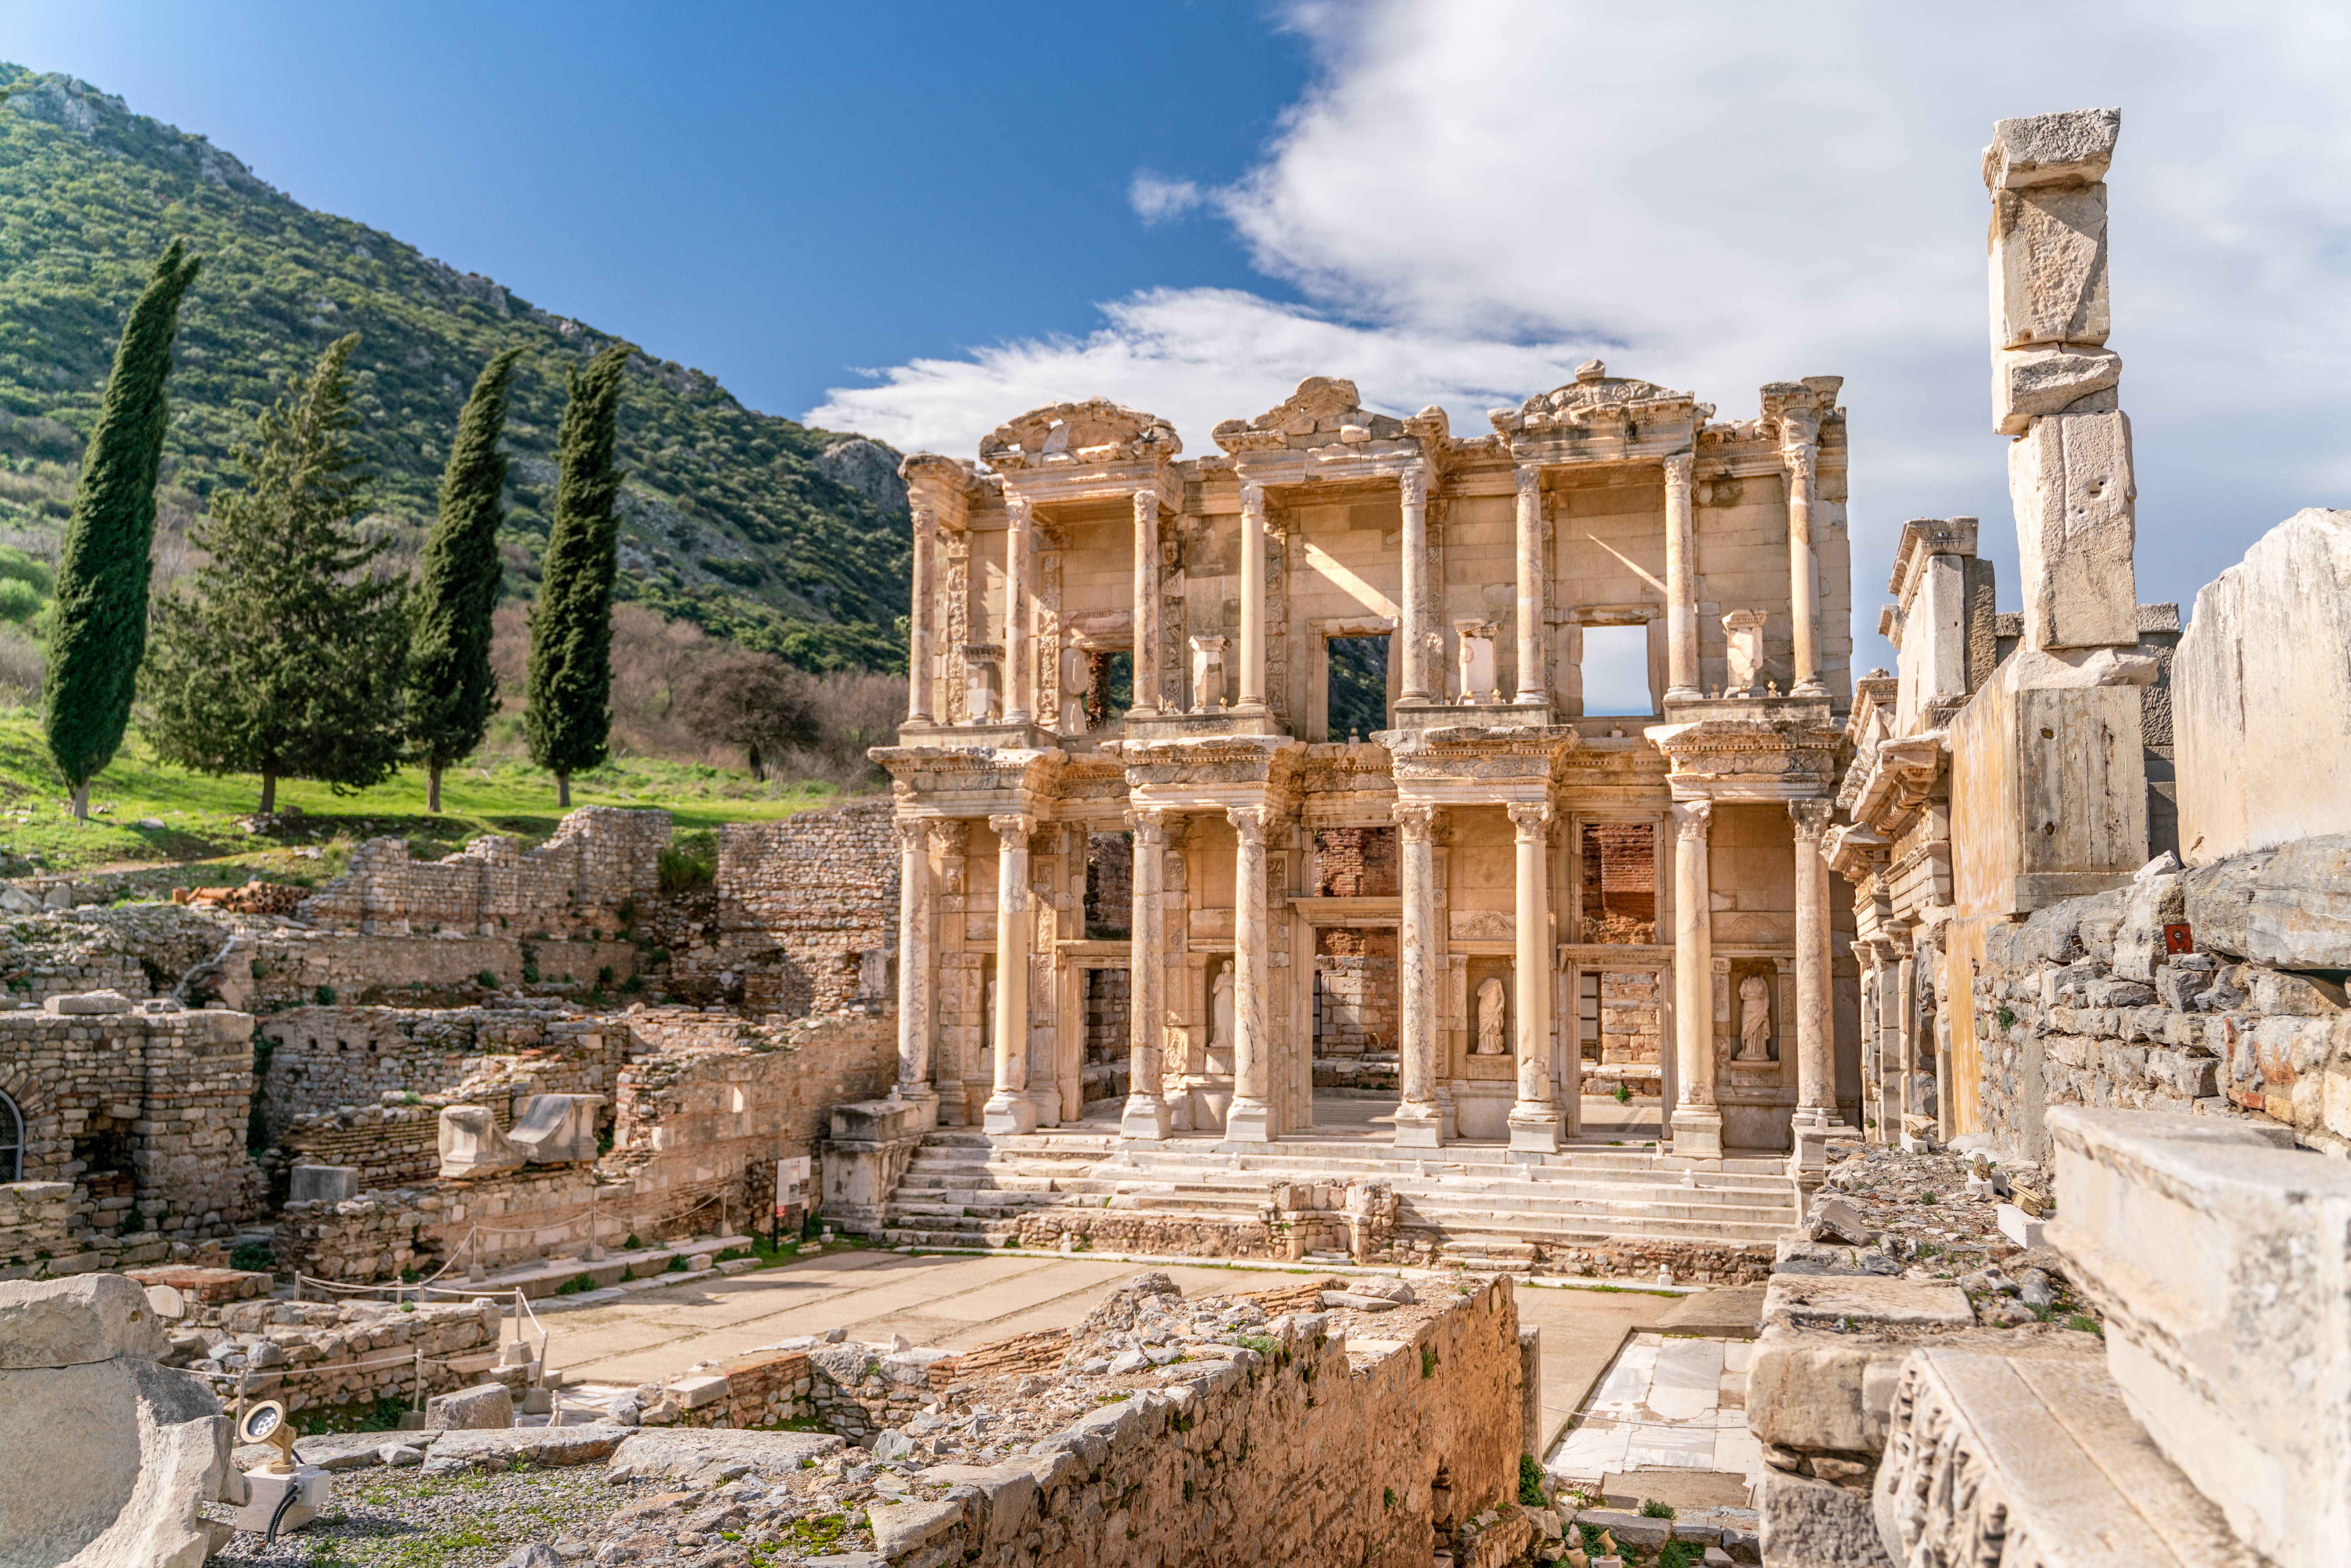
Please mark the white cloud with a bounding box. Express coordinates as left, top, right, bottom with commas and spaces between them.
810, 1, 2351, 654
1127, 172, 1205, 225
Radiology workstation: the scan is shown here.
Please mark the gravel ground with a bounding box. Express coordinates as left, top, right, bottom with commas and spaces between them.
204, 1465, 632, 1568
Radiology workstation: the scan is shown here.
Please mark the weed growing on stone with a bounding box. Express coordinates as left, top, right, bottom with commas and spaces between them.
554, 1272, 596, 1295
1420, 1346, 1436, 1379
1639, 1498, 1675, 1518
1518, 1453, 1545, 1505
1383, 1487, 1396, 1508
1659, 1542, 1707, 1568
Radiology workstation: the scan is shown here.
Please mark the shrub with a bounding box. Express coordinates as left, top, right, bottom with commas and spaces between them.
665, 1253, 688, 1273
1640, 1498, 1676, 1518
554, 1272, 597, 1295
597, 964, 614, 986
622, 1232, 642, 1250
313, 985, 336, 1005
1613, 1082, 1632, 1104
1518, 1452, 1546, 1506
476, 969, 498, 988
658, 830, 718, 894
230, 1241, 275, 1273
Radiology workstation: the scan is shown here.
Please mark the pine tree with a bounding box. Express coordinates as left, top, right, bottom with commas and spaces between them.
45, 238, 201, 820
525, 344, 628, 807
143, 334, 409, 812
408, 347, 522, 812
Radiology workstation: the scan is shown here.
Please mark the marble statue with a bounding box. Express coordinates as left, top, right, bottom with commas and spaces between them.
1475, 976, 1508, 1054
1737, 973, 1773, 1061
1210, 963, 1236, 1055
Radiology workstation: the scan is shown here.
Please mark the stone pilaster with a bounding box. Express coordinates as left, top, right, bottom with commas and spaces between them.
889, 818, 939, 1128
1662, 452, 1699, 700
1670, 799, 1722, 1162
1399, 463, 1433, 705
982, 813, 1037, 1134
1002, 493, 1034, 725
1781, 433, 1825, 697
1392, 801, 1442, 1147
1237, 482, 1268, 713
1224, 805, 1272, 1141
1513, 465, 1547, 706
1130, 489, 1161, 714
1121, 807, 1170, 1139
1506, 801, 1560, 1153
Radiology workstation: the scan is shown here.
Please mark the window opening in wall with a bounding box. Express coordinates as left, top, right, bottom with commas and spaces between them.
1082, 968, 1131, 1103
1083, 650, 1132, 731
0, 1089, 19, 1181
1084, 831, 1134, 939
1577, 971, 1602, 1063
1327, 634, 1389, 738
1581, 624, 1653, 717
1579, 822, 1657, 944
1313, 826, 1398, 897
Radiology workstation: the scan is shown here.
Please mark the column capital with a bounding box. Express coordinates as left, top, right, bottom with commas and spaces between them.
925, 820, 968, 857
1782, 440, 1818, 486
1400, 462, 1429, 507
892, 816, 929, 849
1123, 805, 1167, 843
1671, 799, 1714, 841
987, 812, 1036, 845
1225, 804, 1267, 844
1505, 801, 1554, 836
1789, 799, 1833, 840
1003, 489, 1035, 524
1513, 462, 1543, 501
1131, 487, 1158, 520
1661, 450, 1694, 489
1392, 801, 1437, 840
1239, 480, 1267, 517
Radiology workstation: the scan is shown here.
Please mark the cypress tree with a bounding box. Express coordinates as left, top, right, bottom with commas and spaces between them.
409, 347, 522, 812
143, 334, 409, 812
525, 344, 628, 807
45, 238, 202, 820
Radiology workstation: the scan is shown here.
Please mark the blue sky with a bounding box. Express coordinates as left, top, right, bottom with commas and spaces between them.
8, 2, 2351, 701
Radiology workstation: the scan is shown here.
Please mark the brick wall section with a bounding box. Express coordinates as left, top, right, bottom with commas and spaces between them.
1084, 832, 1133, 935
1315, 826, 1399, 896
703, 800, 899, 1018
295, 807, 670, 936
1579, 824, 1657, 941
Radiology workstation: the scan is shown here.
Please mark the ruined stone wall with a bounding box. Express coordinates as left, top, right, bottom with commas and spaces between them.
274, 1104, 445, 1194
0, 903, 230, 1002
295, 806, 671, 936
1968, 839, 2351, 1161
159, 1295, 503, 1417
1313, 927, 1397, 1056
188, 925, 638, 1014
1084, 831, 1133, 936
1081, 968, 1130, 1101
273, 1186, 452, 1283
706, 800, 898, 1019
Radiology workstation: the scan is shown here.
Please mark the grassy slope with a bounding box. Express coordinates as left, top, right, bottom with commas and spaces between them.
0, 66, 910, 671
0, 711, 840, 877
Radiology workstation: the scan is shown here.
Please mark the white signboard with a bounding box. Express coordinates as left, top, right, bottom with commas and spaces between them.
776, 1156, 812, 1215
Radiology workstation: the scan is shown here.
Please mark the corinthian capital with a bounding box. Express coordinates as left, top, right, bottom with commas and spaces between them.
1132, 488, 1158, 525
1781, 441, 1818, 485
1661, 451, 1694, 492
1789, 799, 1833, 841
1392, 801, 1437, 840
894, 816, 929, 850
1514, 464, 1542, 503
1225, 804, 1267, 844
1240, 481, 1266, 520
1505, 801, 1554, 835
1124, 805, 1166, 844
1671, 799, 1714, 842
1003, 490, 1034, 527
987, 812, 1036, 846
1400, 463, 1428, 508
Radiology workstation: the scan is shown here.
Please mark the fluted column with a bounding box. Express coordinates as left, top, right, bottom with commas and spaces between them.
1513, 465, 1547, 706
1237, 482, 1268, 712
1670, 800, 1723, 1162
1392, 801, 1442, 1147
1506, 801, 1560, 1153
982, 813, 1037, 1134
1782, 436, 1824, 696
1398, 463, 1433, 705
907, 510, 937, 722
1131, 490, 1161, 715
1662, 453, 1699, 700
1002, 492, 1034, 725
890, 818, 939, 1126
1120, 807, 1170, 1139
1224, 805, 1273, 1140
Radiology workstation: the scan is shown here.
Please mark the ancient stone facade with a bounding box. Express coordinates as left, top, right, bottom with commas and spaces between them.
689, 799, 899, 1017
879, 368, 1863, 1162
295, 806, 671, 936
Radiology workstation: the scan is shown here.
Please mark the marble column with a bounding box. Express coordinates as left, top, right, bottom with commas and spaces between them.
1398, 463, 1433, 705
982, 813, 1037, 1134
1855, 941, 1880, 1135
1224, 805, 1273, 1140
1670, 799, 1722, 1162
1121, 807, 1171, 1139
907, 510, 937, 723
1513, 465, 1547, 707
1506, 802, 1560, 1153
1392, 801, 1443, 1147
890, 818, 939, 1127
1131, 489, 1161, 715
1788, 801, 1849, 1176
1782, 435, 1825, 697
1662, 453, 1699, 700
1894, 944, 1917, 1139
1237, 482, 1268, 713
1003, 492, 1034, 725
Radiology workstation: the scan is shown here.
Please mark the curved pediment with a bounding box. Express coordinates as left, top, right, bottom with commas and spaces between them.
1211, 376, 1426, 454
979, 399, 1180, 471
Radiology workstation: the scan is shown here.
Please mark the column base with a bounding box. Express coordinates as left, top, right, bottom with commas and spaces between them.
887, 1085, 940, 1133
1670, 1107, 1724, 1164
1507, 1104, 1561, 1153
1392, 1100, 1445, 1149
1791, 679, 1828, 697
1118, 1093, 1171, 1141
981, 1091, 1037, 1136
1222, 1095, 1274, 1143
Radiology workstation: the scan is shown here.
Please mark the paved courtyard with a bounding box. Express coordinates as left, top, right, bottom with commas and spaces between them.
1544, 1330, 1764, 1495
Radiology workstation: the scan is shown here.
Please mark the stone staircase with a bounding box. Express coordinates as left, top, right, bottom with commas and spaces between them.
880, 1129, 1797, 1258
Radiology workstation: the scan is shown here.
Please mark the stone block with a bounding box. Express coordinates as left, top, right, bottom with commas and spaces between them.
420, 1425, 623, 1473
605, 1427, 843, 1482
1983, 107, 2120, 192
1574, 1509, 1669, 1549
1760, 1277, 1973, 1333
1873, 1349, 2253, 1568
1989, 183, 2110, 351
1747, 1324, 2096, 1458
425, 1381, 514, 1430
1992, 344, 2122, 436
2008, 412, 2136, 650
2048, 1107, 2351, 1568
673, 1374, 730, 1409
288, 1165, 360, 1204
0, 1272, 168, 1368
867, 1497, 967, 1559
47, 988, 137, 1014
437, 1104, 525, 1179
1995, 1202, 2043, 1249
506, 1093, 604, 1165
1, 1354, 234, 1568
2185, 835, 2351, 968
917, 1462, 1038, 1546
1756, 1470, 1892, 1568
2175, 511, 2351, 864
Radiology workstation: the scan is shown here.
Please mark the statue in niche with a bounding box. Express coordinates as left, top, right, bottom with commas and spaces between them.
1474, 976, 1508, 1054
1210, 963, 1236, 1056
1736, 973, 1774, 1062
982, 975, 997, 1052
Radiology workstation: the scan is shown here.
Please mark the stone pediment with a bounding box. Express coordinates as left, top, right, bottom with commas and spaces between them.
1212, 376, 1435, 456
1490, 361, 1707, 437
980, 399, 1179, 471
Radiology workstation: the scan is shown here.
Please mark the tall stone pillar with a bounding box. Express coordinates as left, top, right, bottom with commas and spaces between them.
1513, 465, 1547, 706
1856, 942, 1880, 1134
1670, 800, 1722, 1162
1224, 805, 1273, 1141
890, 818, 939, 1127
1398, 464, 1433, 705
1662, 452, 1699, 700
1781, 434, 1825, 697
1002, 493, 1034, 726
1392, 802, 1443, 1147
907, 510, 936, 723
1894, 945, 1917, 1139
1788, 801, 1848, 1172
1506, 802, 1560, 1153
1237, 482, 1268, 713
1121, 807, 1170, 1139
982, 813, 1037, 1134
1130, 490, 1161, 714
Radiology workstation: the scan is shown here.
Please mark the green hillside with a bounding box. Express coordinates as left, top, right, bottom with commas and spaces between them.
0, 65, 910, 671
